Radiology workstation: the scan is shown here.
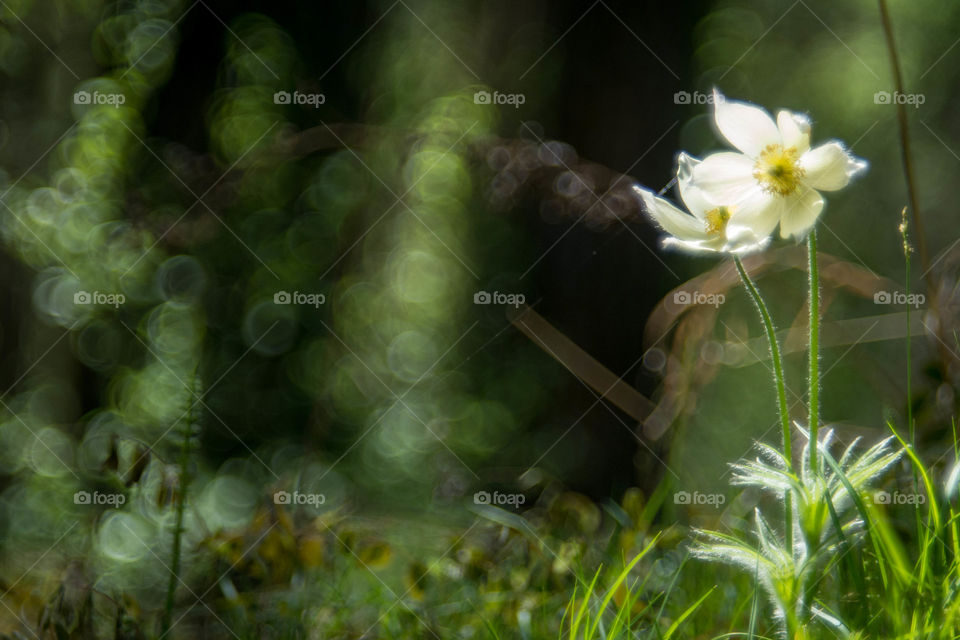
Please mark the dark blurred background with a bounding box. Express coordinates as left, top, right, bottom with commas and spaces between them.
0, 2, 957, 607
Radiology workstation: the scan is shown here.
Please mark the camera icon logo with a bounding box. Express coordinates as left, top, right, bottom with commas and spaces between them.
74, 491, 91, 504
874, 91, 891, 105
473, 91, 492, 105
674, 91, 691, 104
274, 91, 292, 105
274, 291, 292, 304
74, 291, 92, 304
673, 291, 691, 305
473, 291, 492, 304
73, 91, 91, 105
674, 491, 691, 504
473, 491, 491, 505
874, 291, 891, 304
874, 490, 891, 504
273, 491, 292, 504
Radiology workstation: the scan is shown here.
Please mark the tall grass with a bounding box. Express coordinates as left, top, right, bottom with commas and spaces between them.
561, 535, 714, 640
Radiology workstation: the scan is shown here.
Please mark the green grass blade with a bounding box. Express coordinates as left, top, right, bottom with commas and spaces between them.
585, 534, 660, 639
662, 586, 715, 640
748, 551, 760, 640
819, 443, 908, 588
888, 422, 941, 530
569, 566, 602, 640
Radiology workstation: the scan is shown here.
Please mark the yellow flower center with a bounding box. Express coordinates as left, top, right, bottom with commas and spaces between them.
704, 206, 731, 235
753, 144, 804, 196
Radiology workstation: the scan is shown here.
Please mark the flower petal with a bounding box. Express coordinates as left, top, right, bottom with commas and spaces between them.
713, 90, 781, 157
731, 186, 783, 239
777, 110, 811, 153
800, 142, 868, 191
663, 236, 726, 254
633, 185, 708, 241
690, 152, 756, 203
779, 187, 825, 239
723, 226, 772, 255
676, 152, 712, 219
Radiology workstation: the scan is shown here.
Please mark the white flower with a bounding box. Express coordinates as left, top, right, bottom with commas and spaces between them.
691, 90, 867, 240
634, 152, 775, 255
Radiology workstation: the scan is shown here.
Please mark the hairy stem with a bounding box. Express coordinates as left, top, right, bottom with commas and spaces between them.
808, 231, 820, 473
734, 256, 794, 551
734, 256, 792, 462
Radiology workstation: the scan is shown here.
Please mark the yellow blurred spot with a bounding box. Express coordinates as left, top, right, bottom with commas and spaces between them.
357, 541, 393, 568
298, 535, 325, 568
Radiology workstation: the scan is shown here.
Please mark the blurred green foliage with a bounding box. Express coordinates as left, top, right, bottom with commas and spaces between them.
0, 0, 955, 637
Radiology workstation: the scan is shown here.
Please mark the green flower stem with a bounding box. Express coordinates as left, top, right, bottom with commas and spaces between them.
808, 231, 820, 473
733, 256, 792, 463
733, 255, 794, 552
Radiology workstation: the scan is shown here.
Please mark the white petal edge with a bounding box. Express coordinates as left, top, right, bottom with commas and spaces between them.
663, 236, 726, 254
676, 152, 713, 218
633, 185, 708, 241
776, 110, 811, 154
713, 89, 781, 157
800, 141, 868, 191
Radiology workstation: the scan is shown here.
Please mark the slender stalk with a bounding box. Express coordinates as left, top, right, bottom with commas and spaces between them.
901, 209, 922, 539
878, 0, 930, 289
734, 256, 791, 463
900, 209, 913, 445
733, 256, 794, 552
807, 231, 820, 473
162, 387, 196, 636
